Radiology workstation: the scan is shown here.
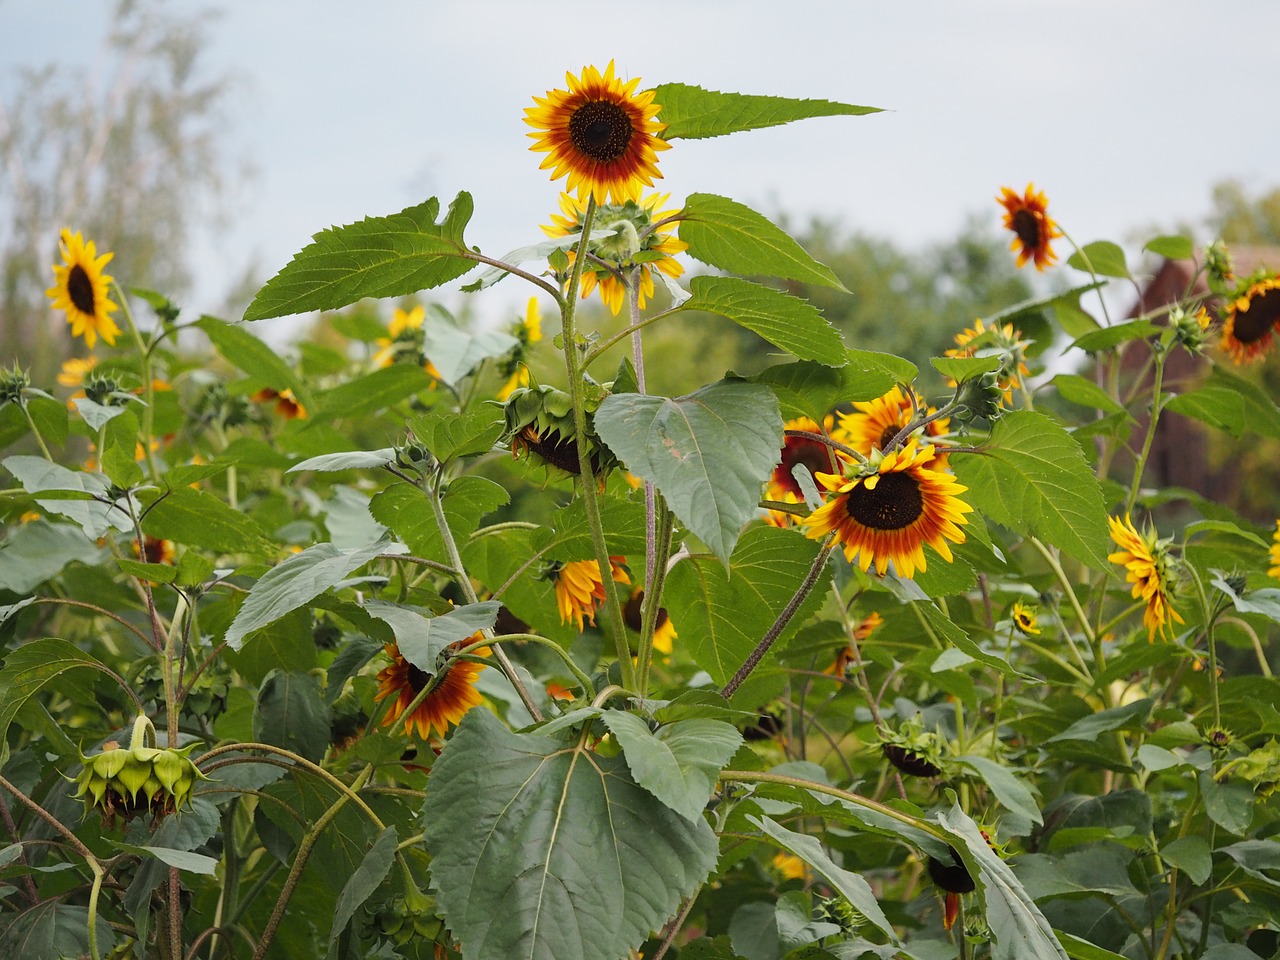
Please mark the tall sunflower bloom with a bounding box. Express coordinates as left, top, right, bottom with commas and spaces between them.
997, 183, 1062, 271
1220, 275, 1280, 364
542, 191, 686, 315
46, 229, 121, 348
375, 639, 487, 740
553, 556, 630, 631
1107, 514, 1184, 642
1268, 520, 1280, 581
373, 305, 444, 382
837, 386, 949, 461
525, 61, 670, 206
944, 318, 1031, 406
803, 442, 972, 579
764, 416, 837, 527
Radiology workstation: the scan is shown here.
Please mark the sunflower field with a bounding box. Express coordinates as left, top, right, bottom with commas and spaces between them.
5, 62, 1280, 960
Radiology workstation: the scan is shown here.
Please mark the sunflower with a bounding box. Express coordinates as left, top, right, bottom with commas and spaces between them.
525, 61, 670, 206
826, 611, 883, 677
1107, 514, 1184, 641
498, 299, 544, 400
1220, 275, 1280, 364
375, 639, 487, 740
837, 386, 949, 461
46, 230, 121, 348
1268, 520, 1280, 581
623, 586, 677, 655
1010, 601, 1040, 636
764, 416, 838, 527
542, 191, 686, 315
133, 536, 175, 565
553, 557, 631, 631
803, 442, 972, 579
944, 318, 1031, 406
997, 183, 1061, 271
374, 305, 444, 381
252, 387, 307, 420
57, 356, 98, 388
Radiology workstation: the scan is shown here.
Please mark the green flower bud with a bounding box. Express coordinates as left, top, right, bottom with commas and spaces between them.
0, 364, 29, 406
951, 372, 1004, 424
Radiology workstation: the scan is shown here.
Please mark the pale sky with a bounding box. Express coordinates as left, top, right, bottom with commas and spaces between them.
5, 0, 1280, 326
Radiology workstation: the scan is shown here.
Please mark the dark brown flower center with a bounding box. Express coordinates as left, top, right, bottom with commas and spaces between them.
844, 471, 924, 531
406, 662, 430, 693
878, 422, 905, 451
68, 264, 97, 314
1235, 287, 1280, 343
775, 437, 830, 495
1011, 209, 1041, 249
569, 101, 634, 162
623, 590, 668, 633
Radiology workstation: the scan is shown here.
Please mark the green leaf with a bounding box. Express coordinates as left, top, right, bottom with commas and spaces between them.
936, 805, 1068, 960
312, 364, 436, 419
371, 477, 509, 561
1200, 772, 1254, 835
330, 826, 398, 944
138, 486, 272, 555
595, 379, 782, 565
113, 843, 219, 875
287, 448, 397, 473
420, 303, 518, 383
1203, 365, 1280, 440
244, 194, 477, 320
1055, 931, 1131, 960
252, 669, 332, 763
1050, 374, 1128, 417
679, 194, 847, 291
1066, 241, 1130, 279
750, 351, 917, 424
653, 83, 881, 141
1164, 387, 1248, 437
0, 521, 98, 594
750, 815, 896, 941
1188, 520, 1271, 550
72, 396, 132, 431
117, 559, 176, 584
1211, 574, 1280, 623
912, 600, 1023, 679
1070, 320, 1158, 353
0, 639, 110, 766
3, 455, 124, 539
1160, 835, 1211, 885
196, 316, 311, 407
423, 707, 717, 960
412, 407, 505, 463
956, 755, 1042, 826
225, 537, 393, 650
25, 395, 69, 447
1047, 700, 1152, 742
930, 355, 1002, 382
164, 462, 232, 487
1143, 235, 1194, 260
664, 526, 828, 686
602, 712, 743, 822
681, 277, 844, 364
363, 599, 499, 669
531, 495, 648, 560
952, 411, 1109, 567
0, 902, 114, 960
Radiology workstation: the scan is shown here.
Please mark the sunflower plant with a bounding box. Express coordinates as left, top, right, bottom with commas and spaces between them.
4, 60, 1280, 960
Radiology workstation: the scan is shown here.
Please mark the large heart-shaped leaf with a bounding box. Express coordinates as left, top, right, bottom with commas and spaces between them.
680, 276, 844, 364
594, 379, 782, 565
424, 707, 717, 960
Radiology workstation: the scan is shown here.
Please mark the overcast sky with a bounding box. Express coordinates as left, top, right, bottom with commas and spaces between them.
5, 0, 1280, 327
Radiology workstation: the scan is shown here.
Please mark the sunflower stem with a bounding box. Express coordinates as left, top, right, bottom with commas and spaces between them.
18, 398, 54, 460
559, 196, 635, 692
1125, 348, 1167, 514
113, 280, 160, 482
721, 535, 837, 699
635, 498, 674, 698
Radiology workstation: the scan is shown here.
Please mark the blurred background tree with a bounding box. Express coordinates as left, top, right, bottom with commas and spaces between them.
0, 0, 234, 381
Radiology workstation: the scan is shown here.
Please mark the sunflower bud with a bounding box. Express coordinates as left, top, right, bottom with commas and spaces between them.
83, 371, 129, 407
394, 437, 435, 473
501, 383, 616, 479
951, 372, 1004, 423
1167, 305, 1213, 356
0, 364, 29, 406
374, 896, 444, 946
879, 715, 946, 778
1204, 239, 1234, 295
70, 715, 208, 826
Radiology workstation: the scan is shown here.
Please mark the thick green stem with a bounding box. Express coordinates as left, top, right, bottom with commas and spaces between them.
19, 399, 54, 460
634, 499, 674, 697
114, 280, 159, 482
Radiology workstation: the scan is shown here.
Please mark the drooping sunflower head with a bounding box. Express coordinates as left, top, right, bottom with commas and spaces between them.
1107, 514, 1185, 642
623, 586, 677, 655
46, 229, 121, 348
1220, 274, 1280, 365
502, 382, 616, 479
803, 441, 973, 579
996, 183, 1062, 271
550, 557, 631, 631
944, 319, 1032, 406
764, 416, 837, 527
1010, 600, 1040, 636
525, 61, 671, 206
1268, 520, 1279, 582
375, 638, 487, 740
542, 191, 686, 315
837, 386, 949, 460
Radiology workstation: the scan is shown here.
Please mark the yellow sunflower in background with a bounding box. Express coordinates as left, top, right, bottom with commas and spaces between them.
838, 386, 949, 462
375, 639, 487, 740
1268, 520, 1279, 581
1220, 275, 1280, 364
542, 191, 687, 315
374, 305, 444, 381
623, 586, 677, 655
826, 611, 884, 677
46, 229, 121, 348
997, 183, 1062, 271
764, 416, 837, 527
1010, 601, 1040, 636
252, 387, 307, 420
944, 318, 1031, 405
553, 557, 631, 631
1107, 514, 1184, 642
498, 298, 544, 400
804, 442, 972, 579
525, 61, 670, 205
57, 356, 98, 388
